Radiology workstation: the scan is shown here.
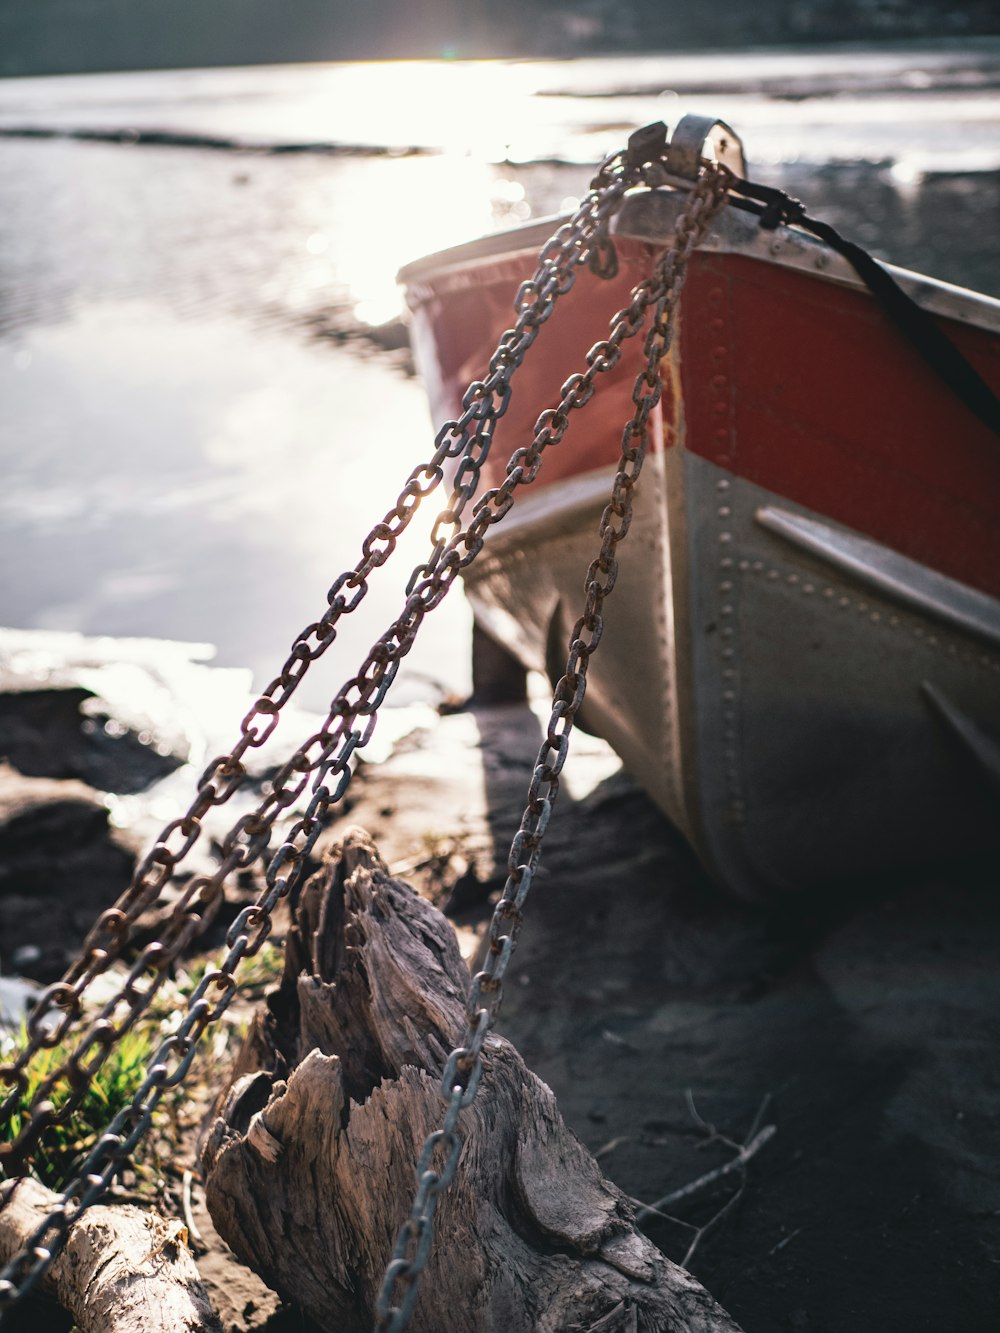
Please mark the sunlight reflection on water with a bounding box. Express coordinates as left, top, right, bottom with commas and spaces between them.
3, 48, 999, 167
0, 301, 473, 709
1, 45, 998, 707
309, 154, 501, 325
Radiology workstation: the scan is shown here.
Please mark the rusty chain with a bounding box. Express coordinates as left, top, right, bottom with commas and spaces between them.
374, 162, 731, 1331
0, 140, 729, 1317
0, 147, 638, 1182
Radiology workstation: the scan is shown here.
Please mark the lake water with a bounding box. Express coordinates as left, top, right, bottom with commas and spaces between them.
1, 43, 998, 711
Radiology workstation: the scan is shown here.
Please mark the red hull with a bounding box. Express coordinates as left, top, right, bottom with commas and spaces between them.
408, 239, 1000, 598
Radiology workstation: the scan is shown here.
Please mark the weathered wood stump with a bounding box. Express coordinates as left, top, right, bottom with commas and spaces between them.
202, 828, 743, 1333
0, 1177, 221, 1333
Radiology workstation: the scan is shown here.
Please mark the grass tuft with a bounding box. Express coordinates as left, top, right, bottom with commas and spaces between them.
5, 1026, 157, 1191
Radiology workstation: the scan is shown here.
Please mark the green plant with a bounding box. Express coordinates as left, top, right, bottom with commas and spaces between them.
4, 1025, 158, 1191
238, 939, 285, 995
3, 936, 291, 1194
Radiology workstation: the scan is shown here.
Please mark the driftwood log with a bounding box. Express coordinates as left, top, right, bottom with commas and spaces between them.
0, 1177, 221, 1333
202, 828, 743, 1333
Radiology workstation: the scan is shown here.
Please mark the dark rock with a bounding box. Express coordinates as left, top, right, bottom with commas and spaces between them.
0, 686, 184, 795
0, 766, 135, 981
0, 770, 110, 860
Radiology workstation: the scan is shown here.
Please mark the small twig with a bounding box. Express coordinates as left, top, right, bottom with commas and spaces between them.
685, 1088, 739, 1153
388, 856, 427, 878
744, 1092, 773, 1142
181, 1168, 205, 1251
594, 1135, 631, 1161
627, 1198, 698, 1231
635, 1092, 778, 1270
635, 1124, 775, 1225
684, 1088, 713, 1136
601, 1029, 639, 1053
682, 1180, 745, 1268
766, 1226, 802, 1258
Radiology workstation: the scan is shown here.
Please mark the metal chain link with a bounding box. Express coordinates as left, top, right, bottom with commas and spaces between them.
0, 142, 699, 1315
374, 162, 731, 1333
0, 149, 639, 1179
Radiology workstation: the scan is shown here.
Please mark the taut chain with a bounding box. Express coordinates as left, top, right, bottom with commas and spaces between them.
0, 143, 730, 1325
0, 149, 635, 1177
374, 161, 730, 1332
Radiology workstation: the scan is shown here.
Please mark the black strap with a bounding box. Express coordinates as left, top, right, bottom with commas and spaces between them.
727, 178, 1000, 441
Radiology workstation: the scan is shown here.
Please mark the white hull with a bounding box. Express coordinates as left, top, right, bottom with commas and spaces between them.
464, 445, 1000, 898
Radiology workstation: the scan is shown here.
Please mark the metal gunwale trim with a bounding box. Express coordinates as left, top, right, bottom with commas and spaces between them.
615, 186, 1000, 334
755, 504, 1000, 649
398, 218, 570, 288
398, 192, 1000, 336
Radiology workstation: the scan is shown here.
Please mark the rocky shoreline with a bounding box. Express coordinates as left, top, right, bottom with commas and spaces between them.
1, 625, 999, 1332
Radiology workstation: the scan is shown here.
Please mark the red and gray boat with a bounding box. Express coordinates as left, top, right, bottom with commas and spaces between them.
399, 117, 1000, 900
